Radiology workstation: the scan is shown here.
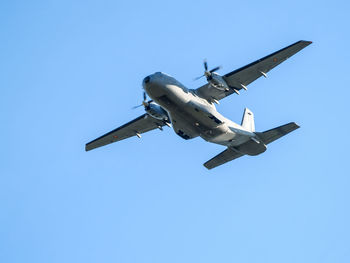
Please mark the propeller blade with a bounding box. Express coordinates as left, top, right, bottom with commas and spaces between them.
204, 60, 208, 71
194, 60, 220, 81
142, 99, 153, 107
209, 66, 221, 73
132, 92, 152, 109
194, 74, 205, 81
132, 104, 143, 109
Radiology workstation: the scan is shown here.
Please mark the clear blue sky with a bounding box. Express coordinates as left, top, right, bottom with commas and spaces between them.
1, 1, 349, 262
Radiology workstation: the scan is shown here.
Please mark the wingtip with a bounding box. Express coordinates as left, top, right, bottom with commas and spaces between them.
293, 122, 301, 129
203, 163, 212, 170
301, 40, 313, 45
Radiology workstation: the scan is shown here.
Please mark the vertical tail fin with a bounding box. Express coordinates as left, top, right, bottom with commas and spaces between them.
241, 108, 255, 132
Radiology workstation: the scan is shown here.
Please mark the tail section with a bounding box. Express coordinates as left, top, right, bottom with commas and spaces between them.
241, 108, 255, 132
203, 121, 300, 170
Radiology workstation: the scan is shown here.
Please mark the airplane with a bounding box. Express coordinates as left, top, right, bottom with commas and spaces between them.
86, 40, 312, 169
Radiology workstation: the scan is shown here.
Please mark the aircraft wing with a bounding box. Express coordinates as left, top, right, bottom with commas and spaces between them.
196, 40, 312, 101
85, 114, 166, 151
204, 147, 244, 170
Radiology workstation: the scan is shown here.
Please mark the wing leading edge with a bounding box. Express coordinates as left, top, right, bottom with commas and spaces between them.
196, 40, 312, 101
85, 114, 166, 151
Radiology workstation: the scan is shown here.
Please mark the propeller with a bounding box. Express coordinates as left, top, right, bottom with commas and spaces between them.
194, 59, 221, 80
132, 92, 153, 109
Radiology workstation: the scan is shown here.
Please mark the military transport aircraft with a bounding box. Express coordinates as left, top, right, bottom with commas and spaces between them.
86, 40, 312, 169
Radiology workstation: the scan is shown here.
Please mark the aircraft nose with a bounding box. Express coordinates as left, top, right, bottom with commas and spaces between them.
143, 76, 151, 84
142, 73, 165, 98
142, 75, 152, 91
142, 75, 151, 87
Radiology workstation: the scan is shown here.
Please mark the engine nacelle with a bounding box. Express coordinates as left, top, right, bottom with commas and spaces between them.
145, 102, 169, 121
208, 72, 230, 91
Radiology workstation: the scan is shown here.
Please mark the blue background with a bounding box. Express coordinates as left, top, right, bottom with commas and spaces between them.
1, 1, 349, 262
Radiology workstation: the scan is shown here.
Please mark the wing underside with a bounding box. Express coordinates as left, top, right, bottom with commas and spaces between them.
196, 40, 312, 101
85, 114, 166, 151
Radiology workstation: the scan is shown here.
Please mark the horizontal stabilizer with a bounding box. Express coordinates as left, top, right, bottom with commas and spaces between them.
204, 148, 244, 170
256, 122, 300, 145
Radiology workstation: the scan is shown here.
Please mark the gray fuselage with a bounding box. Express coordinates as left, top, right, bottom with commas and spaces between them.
143, 72, 266, 155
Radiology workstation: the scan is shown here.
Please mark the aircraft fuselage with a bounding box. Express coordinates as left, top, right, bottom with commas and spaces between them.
143, 72, 266, 156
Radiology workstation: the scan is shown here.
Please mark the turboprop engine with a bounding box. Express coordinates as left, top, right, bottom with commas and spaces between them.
133, 92, 169, 121
145, 102, 169, 121
195, 59, 241, 96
